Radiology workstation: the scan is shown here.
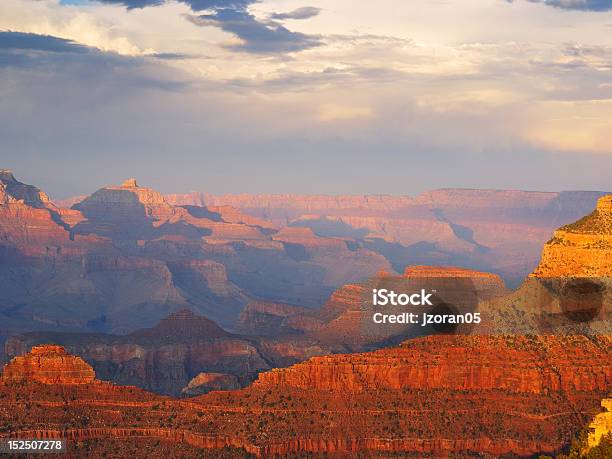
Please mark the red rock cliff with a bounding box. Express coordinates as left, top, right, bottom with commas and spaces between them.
1, 344, 95, 385
254, 335, 610, 393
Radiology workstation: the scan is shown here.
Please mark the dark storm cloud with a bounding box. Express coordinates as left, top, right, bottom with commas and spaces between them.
0, 31, 90, 53
509, 0, 612, 11
94, 0, 164, 8
189, 9, 321, 53
95, 0, 254, 11
0, 31, 187, 92
270, 7, 321, 20
94, 0, 320, 54
0, 31, 103, 68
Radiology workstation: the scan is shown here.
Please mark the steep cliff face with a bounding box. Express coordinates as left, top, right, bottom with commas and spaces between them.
0, 169, 53, 208
194, 334, 611, 457
533, 195, 612, 278
473, 195, 612, 336
587, 399, 612, 450
0, 170, 75, 250
254, 335, 610, 393
1, 337, 609, 458
0, 336, 611, 457
1, 345, 95, 385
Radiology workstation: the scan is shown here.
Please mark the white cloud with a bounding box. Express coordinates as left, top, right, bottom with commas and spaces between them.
1, 0, 612, 168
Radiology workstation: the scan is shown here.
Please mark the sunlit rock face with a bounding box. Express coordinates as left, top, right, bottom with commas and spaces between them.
477, 196, 612, 335
533, 195, 612, 278
587, 399, 612, 450
192, 334, 611, 457
0, 335, 609, 457
1, 344, 95, 385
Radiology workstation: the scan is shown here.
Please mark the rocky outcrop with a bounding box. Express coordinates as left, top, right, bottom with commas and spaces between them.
1, 345, 95, 385
0, 170, 79, 251
192, 333, 611, 457
403, 265, 508, 297
74, 179, 175, 220
1, 336, 609, 458
475, 195, 612, 335
238, 265, 508, 349
182, 372, 240, 395
587, 399, 612, 450
533, 195, 612, 277
254, 335, 610, 392
0, 169, 53, 208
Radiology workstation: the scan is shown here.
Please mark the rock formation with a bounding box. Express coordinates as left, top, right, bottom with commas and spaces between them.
0, 169, 53, 208
1, 345, 95, 385
0, 173, 392, 335
254, 335, 610, 393
587, 399, 612, 451
477, 195, 612, 335
195, 334, 611, 457
236, 301, 318, 335
167, 188, 610, 287
182, 372, 240, 395
2, 336, 609, 457
5, 309, 331, 395
2, 188, 611, 457
533, 195, 612, 277
237, 266, 507, 349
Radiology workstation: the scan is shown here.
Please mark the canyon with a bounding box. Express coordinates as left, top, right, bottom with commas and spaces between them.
166, 188, 611, 288
3, 167, 609, 344
3, 266, 508, 394
1, 190, 611, 457
0, 171, 390, 338
4, 309, 333, 396
4, 193, 612, 397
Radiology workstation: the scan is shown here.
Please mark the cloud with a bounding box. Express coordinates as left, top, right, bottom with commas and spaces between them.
318, 104, 373, 122
524, 99, 612, 153
93, 0, 321, 54
515, 0, 612, 11
0, 30, 186, 93
189, 9, 321, 53
270, 7, 321, 20
0, 30, 103, 68
94, 0, 164, 8
0, 31, 90, 53
94, 0, 254, 11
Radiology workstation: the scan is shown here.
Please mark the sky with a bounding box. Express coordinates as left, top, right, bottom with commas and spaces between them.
0, 0, 612, 198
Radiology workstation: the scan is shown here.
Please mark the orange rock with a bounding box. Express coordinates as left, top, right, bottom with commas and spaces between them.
533, 194, 612, 278
253, 335, 610, 393
1, 344, 95, 385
